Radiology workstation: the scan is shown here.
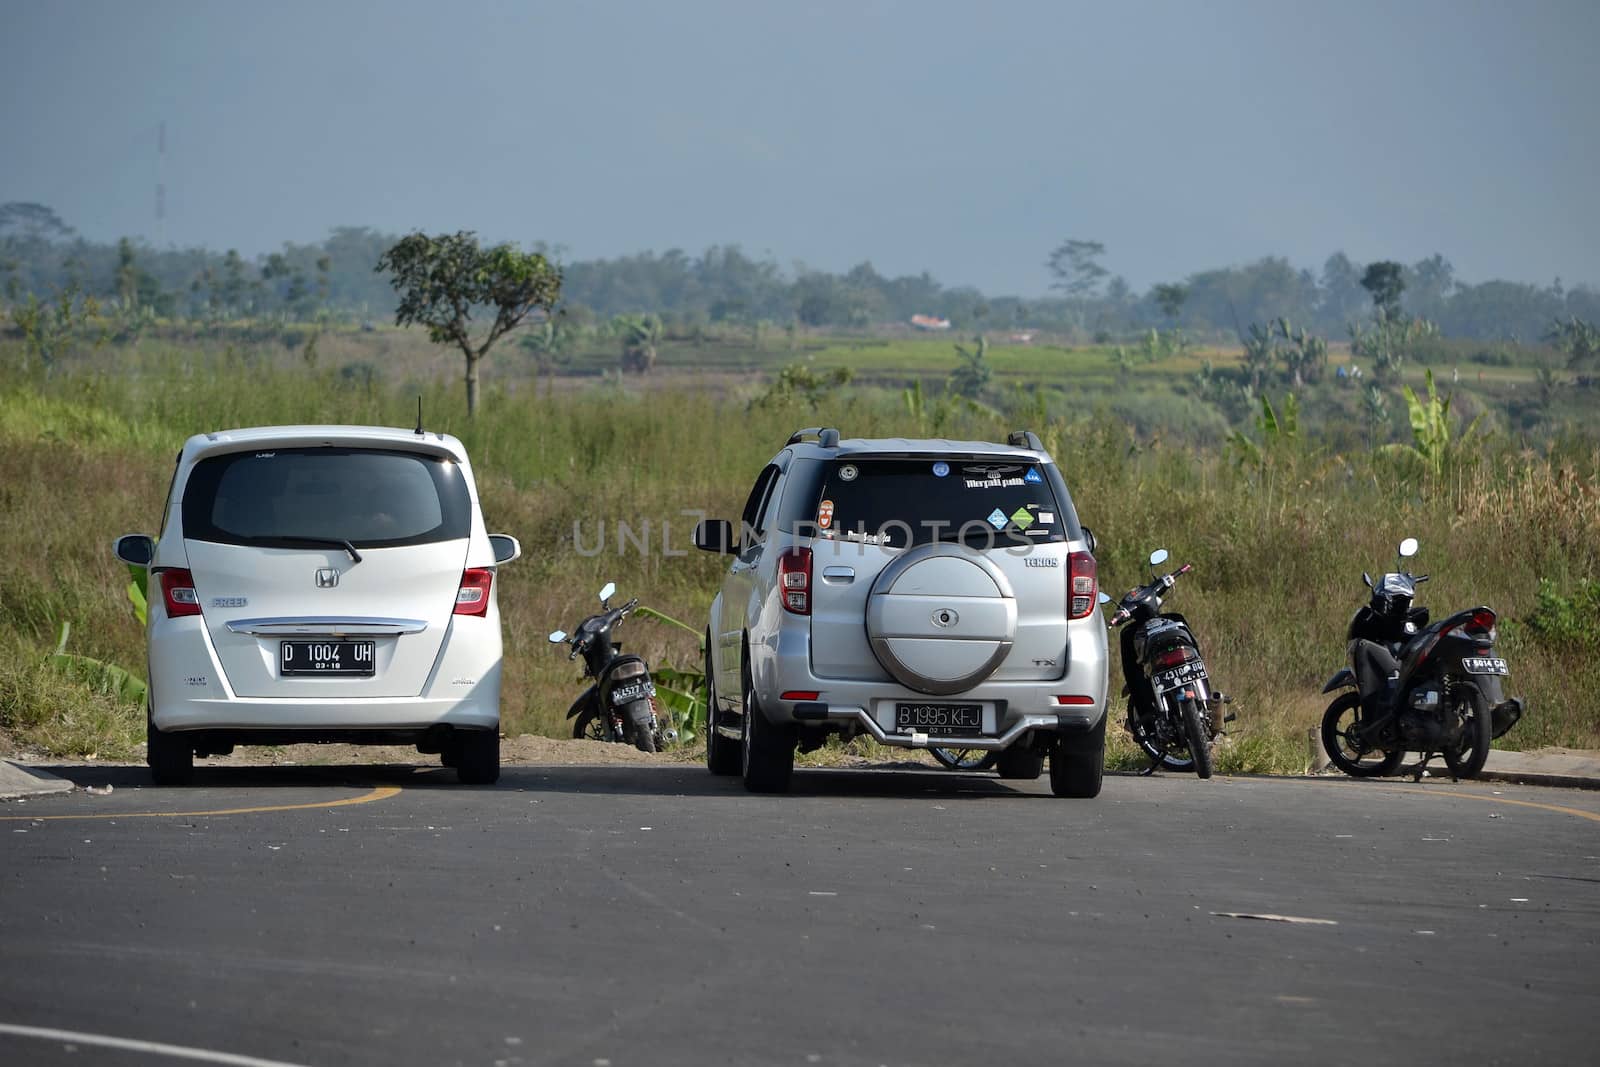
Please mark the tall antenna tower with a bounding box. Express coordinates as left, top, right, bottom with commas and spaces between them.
154, 120, 166, 245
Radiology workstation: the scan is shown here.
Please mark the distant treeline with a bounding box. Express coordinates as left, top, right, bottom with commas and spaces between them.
2, 201, 1596, 343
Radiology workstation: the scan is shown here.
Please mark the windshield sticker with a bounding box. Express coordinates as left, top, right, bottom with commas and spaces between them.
1025, 468, 1042, 484
842, 529, 885, 545
818, 500, 835, 530
1010, 507, 1035, 531
932, 461, 950, 478
1038, 512, 1055, 524
986, 508, 1008, 530
838, 464, 859, 482
964, 464, 1026, 490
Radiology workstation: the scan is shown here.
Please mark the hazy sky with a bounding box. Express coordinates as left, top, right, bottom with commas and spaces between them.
3, 0, 1596, 295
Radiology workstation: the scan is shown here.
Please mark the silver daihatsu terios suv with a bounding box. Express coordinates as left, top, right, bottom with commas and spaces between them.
694, 427, 1108, 796
114, 425, 521, 785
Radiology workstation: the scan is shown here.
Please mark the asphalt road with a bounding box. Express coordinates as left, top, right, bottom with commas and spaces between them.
2, 762, 1598, 1067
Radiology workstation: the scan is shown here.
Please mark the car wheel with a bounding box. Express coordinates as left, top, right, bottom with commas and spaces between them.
995, 745, 1044, 780
741, 652, 794, 794
705, 632, 741, 776
1050, 716, 1105, 798
455, 728, 500, 785
146, 707, 194, 786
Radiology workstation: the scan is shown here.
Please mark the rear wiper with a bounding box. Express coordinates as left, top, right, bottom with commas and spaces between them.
255, 535, 363, 564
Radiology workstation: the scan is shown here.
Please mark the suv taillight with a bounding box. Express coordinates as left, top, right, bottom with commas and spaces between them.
455, 568, 493, 617
779, 547, 812, 615
1068, 550, 1097, 619
158, 568, 202, 618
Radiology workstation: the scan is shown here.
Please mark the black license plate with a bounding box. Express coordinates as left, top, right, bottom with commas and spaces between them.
1462, 657, 1508, 676
1155, 660, 1208, 691
610, 680, 656, 705
280, 640, 374, 676
895, 702, 982, 735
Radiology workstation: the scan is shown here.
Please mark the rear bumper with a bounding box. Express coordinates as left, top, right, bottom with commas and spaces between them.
151, 692, 501, 733
750, 614, 1110, 748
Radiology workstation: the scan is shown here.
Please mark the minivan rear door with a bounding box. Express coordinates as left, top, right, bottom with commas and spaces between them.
178, 447, 472, 699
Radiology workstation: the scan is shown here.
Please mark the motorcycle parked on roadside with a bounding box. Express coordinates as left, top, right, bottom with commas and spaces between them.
549, 582, 673, 753
1320, 537, 1523, 781
1107, 549, 1231, 778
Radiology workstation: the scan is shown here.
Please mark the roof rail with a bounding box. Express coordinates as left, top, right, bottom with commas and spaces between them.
1007, 429, 1044, 451
787, 427, 842, 448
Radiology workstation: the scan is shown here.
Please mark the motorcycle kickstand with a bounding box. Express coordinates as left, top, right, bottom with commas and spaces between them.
1412, 751, 1435, 783
1140, 751, 1164, 777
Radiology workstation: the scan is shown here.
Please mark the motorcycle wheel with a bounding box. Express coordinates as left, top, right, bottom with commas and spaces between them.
930, 747, 998, 771
1180, 698, 1214, 780
571, 710, 609, 742
1130, 711, 1195, 772
1443, 686, 1493, 779
1321, 692, 1405, 778
625, 701, 657, 753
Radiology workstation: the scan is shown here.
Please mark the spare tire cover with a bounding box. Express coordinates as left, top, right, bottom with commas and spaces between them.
865, 543, 1018, 695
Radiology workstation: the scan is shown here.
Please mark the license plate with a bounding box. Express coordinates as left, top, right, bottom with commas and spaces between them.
895, 702, 982, 735
1462, 657, 1508, 676
1154, 660, 1208, 691
280, 640, 374, 676
610, 680, 656, 705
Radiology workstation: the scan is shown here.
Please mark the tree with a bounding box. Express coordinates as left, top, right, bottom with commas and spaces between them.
949, 334, 992, 398
1045, 239, 1108, 298
1545, 316, 1600, 372
1153, 283, 1188, 323
617, 313, 661, 373
0, 202, 73, 242
376, 231, 562, 416
1360, 261, 1405, 319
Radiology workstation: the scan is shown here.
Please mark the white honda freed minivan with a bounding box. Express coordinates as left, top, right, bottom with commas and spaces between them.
113, 425, 520, 785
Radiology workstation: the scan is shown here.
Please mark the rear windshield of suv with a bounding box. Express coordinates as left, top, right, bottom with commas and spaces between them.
182, 447, 471, 549
787, 457, 1077, 549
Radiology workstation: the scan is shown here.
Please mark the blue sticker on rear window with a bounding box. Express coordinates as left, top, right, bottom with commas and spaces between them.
987, 508, 1008, 530
932, 462, 949, 478
1025, 468, 1042, 484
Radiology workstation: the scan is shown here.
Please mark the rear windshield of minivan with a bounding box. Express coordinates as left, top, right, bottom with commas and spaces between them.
792, 457, 1074, 549
182, 447, 471, 548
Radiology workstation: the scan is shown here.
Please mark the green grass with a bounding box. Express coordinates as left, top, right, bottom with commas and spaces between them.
1, 331, 1596, 770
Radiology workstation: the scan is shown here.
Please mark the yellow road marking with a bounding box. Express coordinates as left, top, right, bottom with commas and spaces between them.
0, 785, 400, 821
1405, 786, 1600, 825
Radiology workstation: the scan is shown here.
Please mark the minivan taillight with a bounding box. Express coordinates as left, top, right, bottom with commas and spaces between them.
1068, 550, 1097, 619
455, 568, 493, 617
157, 568, 202, 618
779, 547, 812, 615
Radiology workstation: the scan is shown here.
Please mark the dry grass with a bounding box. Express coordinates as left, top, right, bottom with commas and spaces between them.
2, 340, 1596, 769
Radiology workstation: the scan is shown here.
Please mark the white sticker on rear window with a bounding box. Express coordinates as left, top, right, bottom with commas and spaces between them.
1039, 512, 1055, 524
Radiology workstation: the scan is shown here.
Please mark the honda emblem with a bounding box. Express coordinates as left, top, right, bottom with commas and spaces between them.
315, 568, 339, 588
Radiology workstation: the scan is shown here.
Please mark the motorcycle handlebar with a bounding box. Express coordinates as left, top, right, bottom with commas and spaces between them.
1176, 562, 1193, 576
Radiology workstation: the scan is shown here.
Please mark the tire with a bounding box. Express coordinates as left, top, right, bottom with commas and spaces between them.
1443, 686, 1493, 779
705, 632, 741, 776
455, 728, 500, 785
930, 747, 998, 771
625, 701, 658, 753
1049, 716, 1105, 798
1180, 697, 1214, 780
146, 708, 194, 786
741, 653, 794, 794
1321, 691, 1405, 778
571, 711, 608, 742
994, 745, 1045, 781
1130, 707, 1195, 772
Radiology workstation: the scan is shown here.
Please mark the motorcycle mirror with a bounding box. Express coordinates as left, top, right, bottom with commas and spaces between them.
1398, 537, 1419, 559
1148, 548, 1170, 567
1097, 592, 1112, 605
598, 582, 616, 604
1362, 572, 1373, 588
547, 630, 568, 643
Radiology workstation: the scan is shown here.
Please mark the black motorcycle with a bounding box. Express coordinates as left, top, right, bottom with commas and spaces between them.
1107, 549, 1231, 779
1320, 537, 1523, 781
548, 582, 671, 753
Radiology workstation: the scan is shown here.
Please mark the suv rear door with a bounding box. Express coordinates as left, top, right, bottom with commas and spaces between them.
802, 456, 1078, 688
178, 446, 472, 699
